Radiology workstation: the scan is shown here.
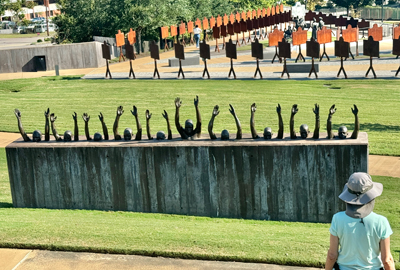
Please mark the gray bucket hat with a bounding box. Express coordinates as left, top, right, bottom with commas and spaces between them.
339, 172, 383, 205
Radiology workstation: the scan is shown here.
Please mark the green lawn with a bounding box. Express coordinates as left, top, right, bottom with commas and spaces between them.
0, 32, 54, 38
1, 77, 400, 155
0, 149, 399, 268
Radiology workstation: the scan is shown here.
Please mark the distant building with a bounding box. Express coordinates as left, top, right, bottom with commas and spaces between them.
1, 1, 60, 21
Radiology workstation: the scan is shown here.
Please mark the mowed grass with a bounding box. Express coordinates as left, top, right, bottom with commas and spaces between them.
0, 149, 399, 268
1, 77, 400, 155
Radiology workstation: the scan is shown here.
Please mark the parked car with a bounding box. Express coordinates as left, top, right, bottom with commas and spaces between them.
34, 23, 56, 33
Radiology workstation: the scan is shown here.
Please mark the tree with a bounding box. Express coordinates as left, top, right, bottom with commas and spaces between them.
331, 0, 373, 15
1, 0, 9, 17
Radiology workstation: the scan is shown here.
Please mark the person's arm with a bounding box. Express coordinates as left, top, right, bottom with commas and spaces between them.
290, 104, 298, 139
44, 108, 50, 141
327, 104, 336, 139
98, 112, 109, 140
72, 112, 79, 141
250, 103, 259, 139
313, 104, 320, 139
174, 97, 188, 139
131, 106, 142, 141
381, 237, 395, 270
276, 104, 284, 139
193, 95, 202, 138
146, 109, 153, 140
14, 109, 31, 142
49, 113, 62, 141
113, 106, 124, 140
162, 110, 172, 140
325, 234, 339, 270
229, 104, 242, 140
208, 105, 219, 140
82, 113, 92, 140
350, 104, 359, 139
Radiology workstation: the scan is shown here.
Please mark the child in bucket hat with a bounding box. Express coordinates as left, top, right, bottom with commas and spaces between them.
325, 172, 395, 270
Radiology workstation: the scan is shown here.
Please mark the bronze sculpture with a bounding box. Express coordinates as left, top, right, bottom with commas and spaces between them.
156, 131, 166, 140
113, 106, 124, 140
14, 109, 31, 142
98, 112, 109, 140
263, 127, 273, 139
250, 103, 259, 139
94, 132, 103, 141
82, 113, 92, 140
63, 130, 72, 142
229, 104, 242, 139
351, 104, 359, 139
146, 110, 153, 140
208, 105, 219, 140
131, 106, 142, 140
175, 96, 201, 139
44, 108, 50, 141
32, 130, 42, 142
276, 104, 284, 139
72, 112, 79, 141
221, 129, 230, 140
312, 104, 320, 139
290, 104, 298, 139
338, 126, 348, 139
299, 124, 309, 139
162, 110, 172, 140
124, 128, 133, 140
49, 113, 63, 141
327, 104, 336, 139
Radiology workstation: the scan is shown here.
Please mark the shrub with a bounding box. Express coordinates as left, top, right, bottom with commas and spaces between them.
37, 39, 43, 43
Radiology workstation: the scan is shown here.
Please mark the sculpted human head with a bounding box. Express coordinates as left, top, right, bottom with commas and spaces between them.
185, 119, 193, 134
263, 127, 272, 140
33, 130, 42, 142
338, 126, 348, 139
63, 130, 72, 142
94, 132, 102, 141
299, 124, 309, 139
221, 129, 229, 140
124, 128, 132, 140
156, 131, 166, 140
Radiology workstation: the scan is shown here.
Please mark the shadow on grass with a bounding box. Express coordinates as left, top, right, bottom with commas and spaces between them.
334, 123, 400, 132
48, 76, 82, 81
0, 202, 13, 208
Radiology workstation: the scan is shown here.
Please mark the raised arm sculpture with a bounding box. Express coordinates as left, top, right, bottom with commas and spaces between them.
113, 106, 124, 140
82, 113, 92, 140
44, 108, 50, 141
208, 105, 219, 140
312, 104, 320, 139
162, 110, 172, 140
50, 113, 62, 141
263, 127, 273, 139
175, 96, 202, 139
276, 104, 284, 139
290, 104, 298, 139
250, 103, 259, 139
32, 130, 42, 142
131, 106, 142, 140
146, 109, 153, 140
351, 104, 359, 139
327, 104, 336, 139
72, 112, 79, 141
229, 104, 242, 139
98, 112, 109, 140
14, 109, 31, 142
299, 124, 310, 138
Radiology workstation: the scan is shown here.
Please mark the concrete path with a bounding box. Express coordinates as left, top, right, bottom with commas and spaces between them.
0, 248, 322, 270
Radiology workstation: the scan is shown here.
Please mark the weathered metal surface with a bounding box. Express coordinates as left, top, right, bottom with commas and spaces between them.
393, 24, 400, 40
252, 39, 263, 59
368, 24, 383, 42
292, 27, 307, 46
150, 41, 160, 60
226, 39, 237, 59
115, 30, 125, 47
6, 133, 368, 223
174, 43, 185, 60
101, 42, 111, 60
306, 38, 320, 58
317, 26, 332, 44
269, 28, 284, 47
364, 36, 380, 57
393, 38, 400, 56
278, 38, 291, 58
161, 27, 169, 39
335, 37, 350, 58
342, 25, 357, 43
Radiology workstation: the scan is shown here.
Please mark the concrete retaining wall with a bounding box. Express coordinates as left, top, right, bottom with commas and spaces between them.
6, 133, 368, 223
0, 42, 104, 73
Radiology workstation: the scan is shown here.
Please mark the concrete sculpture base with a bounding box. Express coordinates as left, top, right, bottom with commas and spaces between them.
6, 132, 368, 223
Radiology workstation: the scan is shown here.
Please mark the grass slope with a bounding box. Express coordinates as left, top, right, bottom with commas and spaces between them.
0, 148, 399, 268
1, 77, 400, 155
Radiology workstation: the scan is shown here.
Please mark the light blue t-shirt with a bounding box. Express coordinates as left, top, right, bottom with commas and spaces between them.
330, 211, 393, 270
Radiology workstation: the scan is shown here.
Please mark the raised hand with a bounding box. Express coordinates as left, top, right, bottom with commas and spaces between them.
175, 97, 182, 108
72, 112, 77, 121
44, 108, 50, 118
194, 95, 199, 107
162, 110, 169, 120
313, 104, 319, 115
251, 103, 257, 113
276, 104, 281, 114
229, 104, 236, 116
351, 104, 358, 115
131, 105, 138, 117
82, 113, 90, 122
329, 104, 336, 115
116, 106, 124, 116
212, 105, 220, 117
50, 113, 57, 122
291, 104, 298, 115
146, 110, 152, 120
14, 109, 21, 119
98, 112, 104, 122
